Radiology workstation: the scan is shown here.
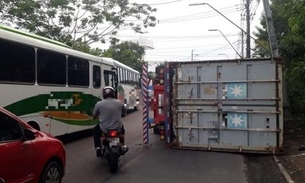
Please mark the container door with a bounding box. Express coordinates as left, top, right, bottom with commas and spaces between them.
171, 59, 283, 154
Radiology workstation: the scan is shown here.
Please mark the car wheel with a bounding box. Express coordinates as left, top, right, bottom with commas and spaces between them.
40, 161, 62, 183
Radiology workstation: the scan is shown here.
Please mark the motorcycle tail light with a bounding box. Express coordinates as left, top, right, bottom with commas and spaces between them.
108, 130, 118, 137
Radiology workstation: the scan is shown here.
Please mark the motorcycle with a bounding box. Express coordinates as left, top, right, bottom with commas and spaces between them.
101, 129, 128, 173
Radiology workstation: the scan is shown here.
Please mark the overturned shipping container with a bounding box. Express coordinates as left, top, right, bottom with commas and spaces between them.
165, 58, 284, 154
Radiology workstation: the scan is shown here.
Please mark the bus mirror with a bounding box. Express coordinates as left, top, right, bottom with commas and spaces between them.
111, 67, 117, 73
114, 75, 118, 86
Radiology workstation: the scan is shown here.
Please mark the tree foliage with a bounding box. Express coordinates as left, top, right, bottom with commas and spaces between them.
148, 71, 155, 79
279, 0, 305, 63
0, 0, 157, 52
102, 41, 145, 73
252, 0, 290, 58
253, 0, 305, 116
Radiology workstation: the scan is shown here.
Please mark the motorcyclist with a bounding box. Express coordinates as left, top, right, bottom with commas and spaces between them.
92, 86, 125, 157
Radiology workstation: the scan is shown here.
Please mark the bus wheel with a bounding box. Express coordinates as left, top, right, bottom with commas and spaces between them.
134, 106, 137, 111
122, 109, 127, 117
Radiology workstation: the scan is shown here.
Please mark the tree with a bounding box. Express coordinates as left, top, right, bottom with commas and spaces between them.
253, 0, 305, 117
148, 71, 155, 79
102, 41, 145, 73
279, 0, 305, 63
0, 0, 157, 52
252, 23, 270, 57
253, 0, 305, 62
252, 0, 290, 58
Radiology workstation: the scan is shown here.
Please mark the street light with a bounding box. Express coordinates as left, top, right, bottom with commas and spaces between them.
218, 53, 229, 59
189, 3, 270, 57
209, 29, 242, 59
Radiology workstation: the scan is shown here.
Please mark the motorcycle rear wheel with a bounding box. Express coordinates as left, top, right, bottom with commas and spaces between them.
108, 151, 118, 173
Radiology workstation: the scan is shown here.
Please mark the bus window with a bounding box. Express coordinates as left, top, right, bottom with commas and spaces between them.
0, 39, 35, 84
127, 71, 130, 84
130, 72, 132, 84
104, 70, 115, 88
68, 56, 89, 87
129, 72, 131, 84
132, 73, 135, 85
37, 49, 66, 86
116, 68, 118, 83
134, 74, 137, 85
120, 69, 123, 83
137, 74, 141, 87
119, 68, 122, 83
93, 65, 101, 88
123, 70, 127, 84
124, 71, 127, 84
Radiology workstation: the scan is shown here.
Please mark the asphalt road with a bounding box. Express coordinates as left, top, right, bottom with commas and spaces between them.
61, 110, 286, 183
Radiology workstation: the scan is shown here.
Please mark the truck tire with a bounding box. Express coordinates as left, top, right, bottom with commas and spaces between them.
153, 126, 160, 134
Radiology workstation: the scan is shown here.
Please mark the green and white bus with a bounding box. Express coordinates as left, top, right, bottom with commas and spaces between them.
98, 57, 141, 115
0, 24, 139, 137
111, 59, 141, 112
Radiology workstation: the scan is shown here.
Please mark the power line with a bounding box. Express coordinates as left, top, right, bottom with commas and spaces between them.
145, 0, 183, 6
197, 41, 239, 55
161, 4, 243, 21
146, 44, 238, 59
160, 6, 245, 24
146, 42, 239, 50
118, 33, 239, 40
123, 4, 245, 25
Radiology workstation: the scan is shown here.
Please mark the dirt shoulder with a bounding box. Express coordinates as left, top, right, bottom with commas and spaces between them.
277, 119, 305, 183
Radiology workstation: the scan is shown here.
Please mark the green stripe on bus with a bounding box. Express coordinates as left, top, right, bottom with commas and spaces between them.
54, 118, 99, 126
4, 91, 100, 117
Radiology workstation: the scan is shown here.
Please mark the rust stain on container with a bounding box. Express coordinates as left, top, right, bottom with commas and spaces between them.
204, 85, 216, 95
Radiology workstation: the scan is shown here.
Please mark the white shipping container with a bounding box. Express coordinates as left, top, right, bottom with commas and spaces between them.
167, 58, 283, 154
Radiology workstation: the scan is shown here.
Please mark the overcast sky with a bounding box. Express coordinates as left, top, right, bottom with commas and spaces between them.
97, 0, 264, 71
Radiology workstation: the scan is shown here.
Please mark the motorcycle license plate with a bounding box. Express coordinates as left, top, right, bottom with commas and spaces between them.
109, 138, 120, 146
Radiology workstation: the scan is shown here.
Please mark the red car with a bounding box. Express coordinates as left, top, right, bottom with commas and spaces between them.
0, 107, 66, 183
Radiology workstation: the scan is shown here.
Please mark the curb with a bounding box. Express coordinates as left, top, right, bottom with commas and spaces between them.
273, 156, 295, 183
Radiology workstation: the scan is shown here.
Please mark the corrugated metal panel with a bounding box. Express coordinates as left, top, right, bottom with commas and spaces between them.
170, 58, 283, 154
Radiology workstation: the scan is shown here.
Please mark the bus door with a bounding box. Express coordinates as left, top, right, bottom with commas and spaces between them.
104, 70, 117, 98
91, 64, 102, 127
